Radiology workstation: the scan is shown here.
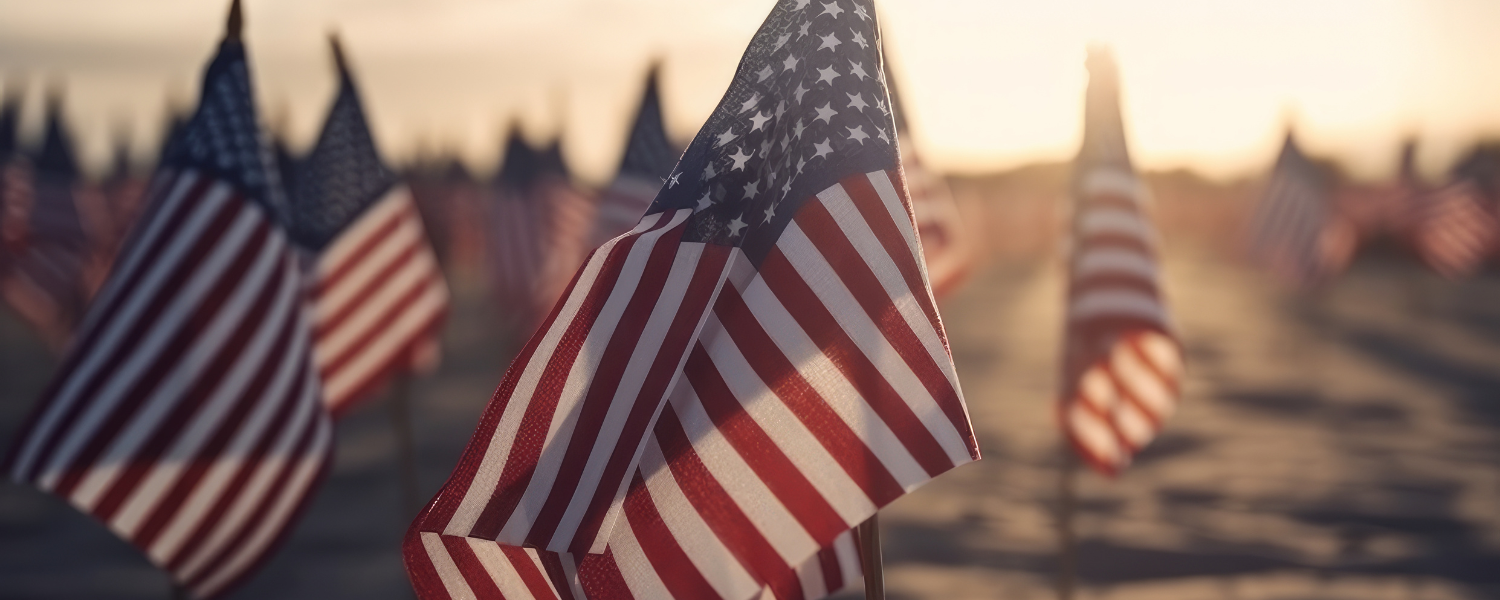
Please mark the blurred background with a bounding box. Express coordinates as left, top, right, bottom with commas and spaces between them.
2, 0, 1500, 598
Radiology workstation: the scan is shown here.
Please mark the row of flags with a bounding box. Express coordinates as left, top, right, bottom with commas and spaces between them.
0, 92, 105, 351
2, 2, 449, 597
1250, 134, 1500, 286
0, 0, 990, 597
14, 0, 1500, 592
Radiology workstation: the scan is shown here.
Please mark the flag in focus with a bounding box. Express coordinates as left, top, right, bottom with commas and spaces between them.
287, 36, 450, 416
1, 3, 332, 597
1058, 47, 1184, 477
591, 66, 679, 249
404, 0, 978, 597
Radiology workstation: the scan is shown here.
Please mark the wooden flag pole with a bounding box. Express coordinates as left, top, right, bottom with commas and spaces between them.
1055, 442, 1079, 600
390, 376, 422, 518
857, 514, 885, 600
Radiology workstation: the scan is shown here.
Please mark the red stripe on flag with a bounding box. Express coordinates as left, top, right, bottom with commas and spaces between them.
653, 407, 802, 600
758, 246, 953, 477
684, 344, 848, 546
51, 219, 274, 497
523, 218, 688, 548
619, 473, 724, 600
791, 198, 972, 453
564, 243, 732, 552
713, 284, 904, 507
467, 213, 673, 540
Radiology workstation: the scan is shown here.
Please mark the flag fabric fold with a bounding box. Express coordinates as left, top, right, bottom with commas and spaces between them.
1, 15, 333, 599
406, 1, 978, 597
289, 37, 450, 416
1059, 48, 1184, 477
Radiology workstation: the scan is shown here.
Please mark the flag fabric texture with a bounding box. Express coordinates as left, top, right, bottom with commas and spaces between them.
1248, 133, 1356, 287
1408, 180, 1498, 279
288, 39, 450, 416
1058, 48, 1184, 477
0, 98, 95, 349
592, 68, 679, 249
405, 1, 978, 598
2, 16, 333, 599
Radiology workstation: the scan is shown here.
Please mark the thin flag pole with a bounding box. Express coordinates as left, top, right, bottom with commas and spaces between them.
1055, 441, 1079, 600
390, 376, 421, 518
858, 514, 885, 600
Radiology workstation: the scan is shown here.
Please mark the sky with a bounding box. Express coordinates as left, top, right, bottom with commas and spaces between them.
1, 0, 1498, 184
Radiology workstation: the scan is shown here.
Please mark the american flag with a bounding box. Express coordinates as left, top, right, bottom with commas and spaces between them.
1249, 132, 1356, 287
592, 67, 679, 249
1, 7, 333, 598
899, 143, 969, 300
404, 1, 978, 598
1408, 180, 1497, 279
287, 38, 450, 416
0, 96, 95, 350
488, 131, 597, 334
1059, 48, 1184, 477
531, 140, 598, 323
885, 60, 972, 300
1, 86, 30, 279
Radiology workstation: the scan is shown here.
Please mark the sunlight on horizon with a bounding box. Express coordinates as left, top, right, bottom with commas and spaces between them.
0, 0, 1497, 184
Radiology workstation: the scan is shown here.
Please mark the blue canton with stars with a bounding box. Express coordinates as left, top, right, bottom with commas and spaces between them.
286, 63, 397, 251
160, 39, 288, 223
649, 0, 900, 264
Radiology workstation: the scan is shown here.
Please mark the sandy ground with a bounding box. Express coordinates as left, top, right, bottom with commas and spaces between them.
2, 248, 1499, 599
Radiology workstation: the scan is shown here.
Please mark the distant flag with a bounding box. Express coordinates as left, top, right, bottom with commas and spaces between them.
405, 0, 978, 598
1, 4, 332, 597
1408, 180, 1497, 279
884, 55, 973, 299
287, 37, 450, 416
1248, 132, 1356, 287
98, 130, 150, 263
592, 66, 678, 249
1058, 48, 1184, 476
1451, 143, 1500, 263
487, 127, 597, 333
1, 85, 27, 272
531, 138, 597, 319
0, 92, 94, 349
487, 126, 551, 329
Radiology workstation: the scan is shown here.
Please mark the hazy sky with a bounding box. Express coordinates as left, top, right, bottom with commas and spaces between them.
1, 0, 1498, 183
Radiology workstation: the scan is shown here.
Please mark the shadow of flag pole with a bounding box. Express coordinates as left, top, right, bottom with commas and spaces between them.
390, 376, 422, 519
1056, 441, 1079, 600
858, 514, 885, 599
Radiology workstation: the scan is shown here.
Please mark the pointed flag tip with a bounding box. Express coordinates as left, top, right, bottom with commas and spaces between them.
226, 0, 244, 41
329, 32, 349, 76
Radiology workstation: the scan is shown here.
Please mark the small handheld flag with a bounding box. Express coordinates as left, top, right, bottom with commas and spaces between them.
404, 1, 978, 598
1058, 48, 1184, 477
2, 3, 332, 597
289, 35, 450, 416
